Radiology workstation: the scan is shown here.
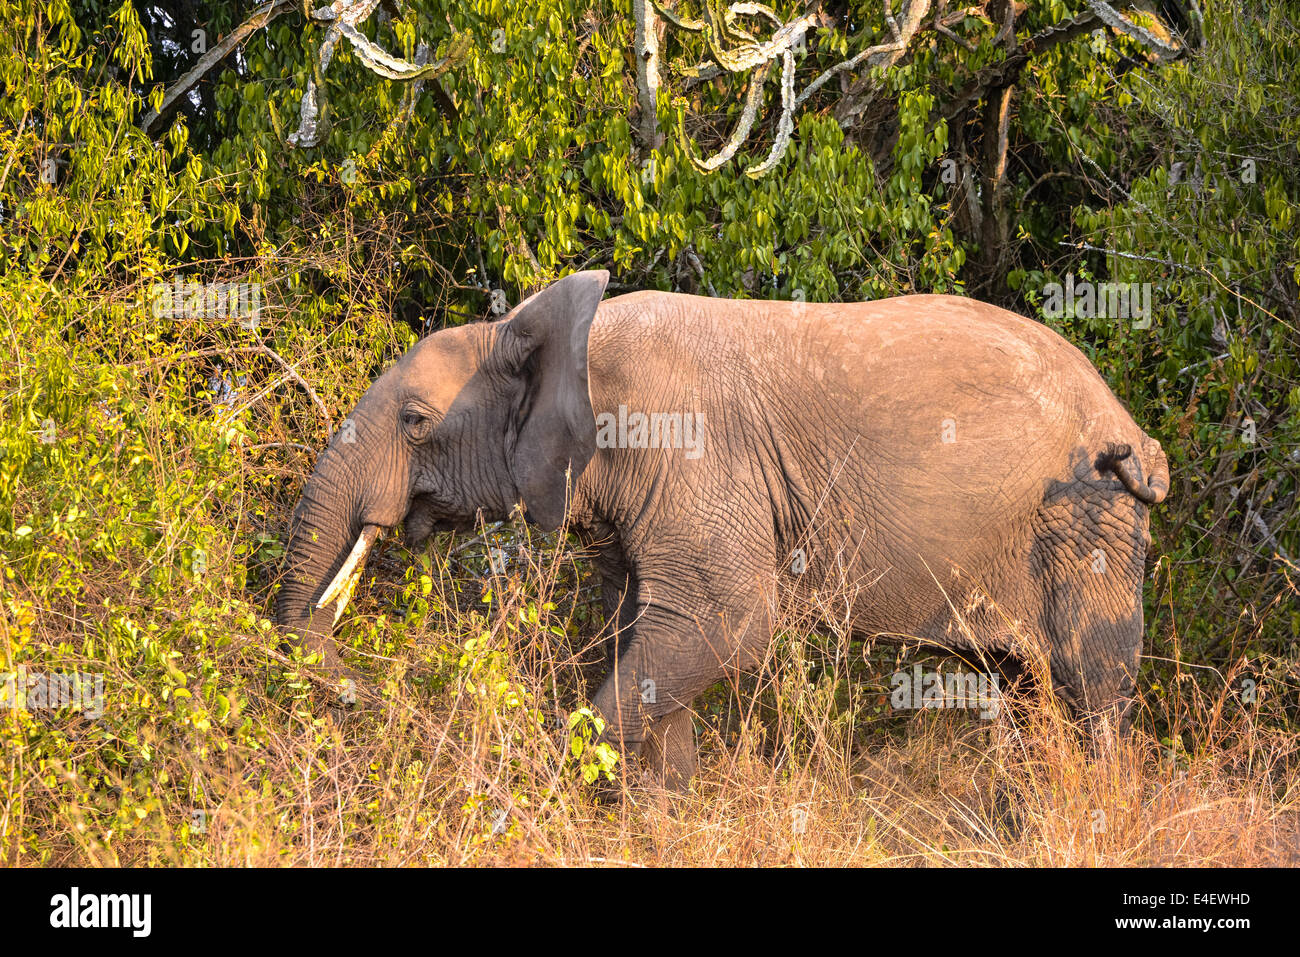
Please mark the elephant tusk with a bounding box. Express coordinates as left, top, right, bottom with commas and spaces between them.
316, 524, 383, 625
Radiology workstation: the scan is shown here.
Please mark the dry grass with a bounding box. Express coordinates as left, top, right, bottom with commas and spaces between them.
11, 530, 1294, 869
174, 678, 1300, 867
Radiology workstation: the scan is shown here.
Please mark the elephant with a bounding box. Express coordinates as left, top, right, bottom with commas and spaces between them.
275, 270, 1170, 787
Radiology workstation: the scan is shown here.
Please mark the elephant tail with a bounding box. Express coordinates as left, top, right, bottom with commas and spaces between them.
1095, 438, 1170, 505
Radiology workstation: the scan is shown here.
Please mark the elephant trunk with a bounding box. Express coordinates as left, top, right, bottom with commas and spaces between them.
275, 403, 405, 674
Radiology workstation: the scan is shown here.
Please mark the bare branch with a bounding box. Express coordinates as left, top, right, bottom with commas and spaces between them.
804, 0, 929, 111
656, 0, 1197, 180
1088, 0, 1182, 60
141, 0, 465, 145
666, 1, 919, 177
684, 245, 718, 296
745, 49, 794, 178
288, 0, 465, 148
678, 60, 771, 171
252, 341, 336, 443
634, 0, 663, 150
141, 0, 297, 135
935, 11, 1102, 125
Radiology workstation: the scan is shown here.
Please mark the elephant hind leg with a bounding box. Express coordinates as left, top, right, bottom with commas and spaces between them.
1031, 487, 1148, 736
1040, 571, 1144, 732
969, 646, 1042, 721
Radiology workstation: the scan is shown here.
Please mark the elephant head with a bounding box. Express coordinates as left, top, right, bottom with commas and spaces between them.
274, 270, 609, 673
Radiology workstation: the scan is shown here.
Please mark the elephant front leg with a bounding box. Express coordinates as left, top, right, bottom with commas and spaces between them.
592, 596, 771, 790
641, 709, 698, 791
595, 548, 637, 669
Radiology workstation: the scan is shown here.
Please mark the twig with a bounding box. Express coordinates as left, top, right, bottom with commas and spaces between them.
243, 441, 318, 455
125, 343, 335, 442
684, 245, 717, 297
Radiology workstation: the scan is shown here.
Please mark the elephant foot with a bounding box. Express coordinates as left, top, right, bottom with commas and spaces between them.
588, 710, 697, 803
639, 709, 698, 793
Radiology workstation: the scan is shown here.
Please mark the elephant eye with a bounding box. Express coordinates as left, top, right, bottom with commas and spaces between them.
401, 406, 434, 442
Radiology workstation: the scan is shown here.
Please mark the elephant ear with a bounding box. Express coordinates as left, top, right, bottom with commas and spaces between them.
497, 269, 609, 529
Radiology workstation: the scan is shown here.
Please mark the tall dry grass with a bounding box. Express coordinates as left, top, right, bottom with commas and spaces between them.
11, 521, 1294, 868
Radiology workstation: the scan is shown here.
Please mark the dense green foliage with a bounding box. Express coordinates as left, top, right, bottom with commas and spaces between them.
0, 0, 1296, 862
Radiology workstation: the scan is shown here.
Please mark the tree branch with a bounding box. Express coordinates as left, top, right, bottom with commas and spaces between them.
141, 0, 297, 135
634, 0, 663, 151
141, 0, 466, 144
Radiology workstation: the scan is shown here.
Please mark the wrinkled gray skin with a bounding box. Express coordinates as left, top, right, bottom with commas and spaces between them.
276, 271, 1170, 787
